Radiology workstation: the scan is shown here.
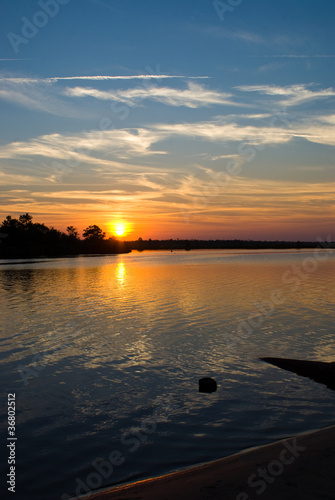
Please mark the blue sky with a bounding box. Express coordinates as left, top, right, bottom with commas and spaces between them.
0, 0, 334, 240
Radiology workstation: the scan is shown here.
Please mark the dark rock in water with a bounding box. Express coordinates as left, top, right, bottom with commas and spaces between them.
260, 357, 335, 391
199, 377, 217, 393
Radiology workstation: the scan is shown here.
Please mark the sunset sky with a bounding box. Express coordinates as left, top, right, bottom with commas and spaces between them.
0, 0, 334, 240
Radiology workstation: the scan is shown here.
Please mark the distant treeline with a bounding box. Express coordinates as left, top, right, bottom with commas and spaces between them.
127, 238, 333, 251
1, 214, 333, 259
0, 214, 130, 258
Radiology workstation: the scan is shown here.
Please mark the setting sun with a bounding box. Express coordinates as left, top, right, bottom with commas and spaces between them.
113, 222, 127, 237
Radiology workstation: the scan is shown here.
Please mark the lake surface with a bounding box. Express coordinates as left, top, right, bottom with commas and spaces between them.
0, 249, 334, 500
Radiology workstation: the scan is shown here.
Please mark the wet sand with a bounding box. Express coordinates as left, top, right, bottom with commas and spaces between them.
78, 424, 335, 500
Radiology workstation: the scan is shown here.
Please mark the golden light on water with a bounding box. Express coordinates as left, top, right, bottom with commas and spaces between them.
116, 262, 125, 285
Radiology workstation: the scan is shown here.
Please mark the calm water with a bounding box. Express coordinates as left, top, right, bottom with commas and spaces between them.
0, 249, 334, 499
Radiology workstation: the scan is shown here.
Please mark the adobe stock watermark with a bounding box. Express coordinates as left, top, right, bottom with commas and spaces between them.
236, 437, 306, 499
225, 235, 334, 351
60, 396, 178, 499
8, 0, 71, 54
17, 345, 62, 386
213, 0, 244, 22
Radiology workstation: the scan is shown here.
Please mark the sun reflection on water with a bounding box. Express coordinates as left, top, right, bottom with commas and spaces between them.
116, 261, 126, 286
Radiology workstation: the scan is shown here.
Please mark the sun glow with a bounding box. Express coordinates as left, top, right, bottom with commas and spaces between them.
113, 222, 127, 237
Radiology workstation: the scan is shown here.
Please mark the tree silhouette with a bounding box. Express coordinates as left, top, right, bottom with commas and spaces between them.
1, 215, 22, 231
67, 226, 79, 239
0, 215, 130, 258
82, 225, 106, 241
19, 213, 33, 226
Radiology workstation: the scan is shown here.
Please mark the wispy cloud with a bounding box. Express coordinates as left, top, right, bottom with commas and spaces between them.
0, 128, 166, 170
256, 62, 285, 73
0, 74, 209, 84
0, 77, 88, 117
0, 172, 47, 186
195, 25, 305, 47
1, 110, 334, 177
0, 120, 292, 178
235, 84, 335, 107
156, 115, 335, 147
0, 75, 211, 115
258, 54, 335, 58
199, 26, 264, 44
0, 87, 81, 117
153, 119, 294, 145
65, 82, 236, 108
297, 114, 335, 146
53, 74, 210, 81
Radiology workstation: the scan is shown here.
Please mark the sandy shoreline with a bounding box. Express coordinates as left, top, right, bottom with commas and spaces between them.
76, 424, 335, 500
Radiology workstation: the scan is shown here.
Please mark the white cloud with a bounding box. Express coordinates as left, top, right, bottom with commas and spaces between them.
154, 114, 335, 148
317, 115, 335, 125
0, 128, 165, 167
0, 73, 210, 115
0, 172, 47, 186
65, 82, 235, 108
236, 84, 335, 107
153, 120, 294, 145
1, 112, 334, 177
296, 115, 335, 146
259, 54, 335, 58
52, 74, 209, 81
0, 78, 87, 117
200, 26, 264, 44
256, 62, 285, 73
0, 74, 209, 84
195, 25, 305, 47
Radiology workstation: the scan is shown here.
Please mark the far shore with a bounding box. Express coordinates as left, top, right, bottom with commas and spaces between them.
1, 242, 334, 261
